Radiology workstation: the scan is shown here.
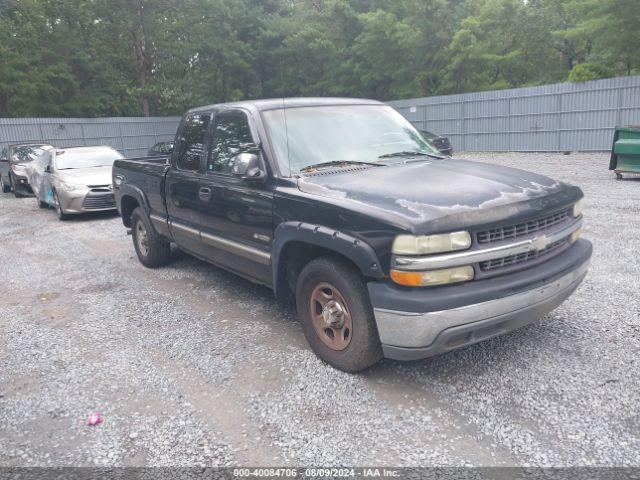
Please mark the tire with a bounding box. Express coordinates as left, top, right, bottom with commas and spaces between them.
131, 207, 171, 268
0, 175, 10, 193
296, 256, 383, 373
10, 174, 22, 198
53, 191, 69, 220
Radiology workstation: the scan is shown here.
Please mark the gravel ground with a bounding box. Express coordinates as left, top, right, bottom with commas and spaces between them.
0, 152, 638, 467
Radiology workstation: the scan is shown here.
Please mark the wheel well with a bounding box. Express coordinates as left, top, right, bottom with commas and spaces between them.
120, 195, 140, 227
275, 241, 367, 303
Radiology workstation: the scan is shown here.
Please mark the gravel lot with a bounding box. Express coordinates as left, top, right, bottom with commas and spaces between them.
0, 152, 638, 467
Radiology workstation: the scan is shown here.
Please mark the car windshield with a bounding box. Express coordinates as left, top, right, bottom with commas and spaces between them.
11, 145, 46, 164
55, 148, 123, 170
262, 105, 442, 174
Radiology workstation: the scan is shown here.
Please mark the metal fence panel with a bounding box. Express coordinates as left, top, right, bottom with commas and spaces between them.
389, 75, 640, 152
2, 76, 639, 155
0, 117, 181, 158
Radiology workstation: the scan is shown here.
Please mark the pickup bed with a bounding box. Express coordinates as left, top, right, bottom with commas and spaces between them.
113, 98, 592, 372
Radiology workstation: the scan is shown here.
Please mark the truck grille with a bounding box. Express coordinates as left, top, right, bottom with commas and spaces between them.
476, 208, 572, 245
479, 237, 569, 272
82, 193, 116, 210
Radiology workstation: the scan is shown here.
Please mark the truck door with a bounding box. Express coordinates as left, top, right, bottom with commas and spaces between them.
197, 109, 274, 285
165, 112, 210, 257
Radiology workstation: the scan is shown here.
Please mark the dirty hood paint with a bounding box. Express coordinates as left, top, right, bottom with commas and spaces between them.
297, 158, 581, 233
56, 165, 113, 187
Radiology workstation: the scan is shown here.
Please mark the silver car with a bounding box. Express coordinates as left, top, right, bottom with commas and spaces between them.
33, 146, 124, 220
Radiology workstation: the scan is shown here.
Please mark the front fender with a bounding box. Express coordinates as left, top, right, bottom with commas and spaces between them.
272, 222, 385, 299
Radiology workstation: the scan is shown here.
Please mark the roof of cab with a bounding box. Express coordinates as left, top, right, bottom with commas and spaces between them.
186, 97, 384, 115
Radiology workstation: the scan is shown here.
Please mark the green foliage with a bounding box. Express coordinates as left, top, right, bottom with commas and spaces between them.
0, 0, 636, 117
568, 63, 614, 83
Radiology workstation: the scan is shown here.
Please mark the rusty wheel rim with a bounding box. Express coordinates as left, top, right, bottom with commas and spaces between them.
309, 282, 353, 351
136, 220, 149, 257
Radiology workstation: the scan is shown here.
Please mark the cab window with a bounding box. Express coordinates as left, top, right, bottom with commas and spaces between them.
206, 111, 257, 174
175, 114, 210, 171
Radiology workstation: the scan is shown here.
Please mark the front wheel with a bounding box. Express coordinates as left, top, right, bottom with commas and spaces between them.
296, 256, 383, 373
0, 175, 10, 193
53, 191, 69, 220
10, 174, 22, 198
131, 207, 171, 268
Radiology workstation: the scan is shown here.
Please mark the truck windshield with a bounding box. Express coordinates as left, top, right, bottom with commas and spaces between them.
262, 105, 441, 175
55, 148, 123, 170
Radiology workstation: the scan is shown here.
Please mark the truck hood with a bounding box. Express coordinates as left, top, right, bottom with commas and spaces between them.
297, 158, 581, 233
56, 165, 113, 187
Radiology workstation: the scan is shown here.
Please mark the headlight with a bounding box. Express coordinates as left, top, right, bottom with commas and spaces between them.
572, 199, 584, 217
60, 181, 86, 192
392, 231, 471, 255
11, 164, 27, 175
390, 266, 474, 287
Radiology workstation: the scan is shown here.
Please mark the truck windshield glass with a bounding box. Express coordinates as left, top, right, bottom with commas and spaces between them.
55, 149, 123, 170
262, 105, 441, 175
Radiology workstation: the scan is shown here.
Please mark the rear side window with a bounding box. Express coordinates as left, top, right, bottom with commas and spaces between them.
175, 114, 210, 171
206, 111, 257, 174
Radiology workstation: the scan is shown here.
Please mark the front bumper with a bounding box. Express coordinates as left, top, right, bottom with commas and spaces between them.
11, 173, 33, 194
368, 239, 592, 361
57, 189, 117, 214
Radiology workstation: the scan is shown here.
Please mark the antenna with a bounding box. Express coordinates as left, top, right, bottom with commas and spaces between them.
282, 97, 291, 175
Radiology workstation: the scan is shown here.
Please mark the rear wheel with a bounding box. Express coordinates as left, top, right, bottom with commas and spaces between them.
131, 207, 171, 268
0, 175, 10, 193
53, 191, 69, 220
296, 256, 383, 373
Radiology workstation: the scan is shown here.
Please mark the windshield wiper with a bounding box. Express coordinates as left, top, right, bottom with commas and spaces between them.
378, 151, 444, 159
299, 160, 382, 173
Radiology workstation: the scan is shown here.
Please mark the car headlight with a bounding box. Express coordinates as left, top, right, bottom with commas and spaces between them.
60, 181, 86, 192
392, 231, 471, 255
572, 199, 584, 217
11, 164, 27, 175
390, 266, 475, 287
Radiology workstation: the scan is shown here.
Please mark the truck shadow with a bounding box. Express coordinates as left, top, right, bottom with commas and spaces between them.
167, 247, 549, 381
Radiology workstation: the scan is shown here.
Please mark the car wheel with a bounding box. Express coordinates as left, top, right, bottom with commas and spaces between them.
0, 175, 10, 193
53, 191, 69, 220
10, 174, 21, 198
131, 207, 171, 268
296, 256, 383, 373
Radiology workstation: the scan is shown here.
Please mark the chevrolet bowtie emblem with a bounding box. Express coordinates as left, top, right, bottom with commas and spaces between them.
531, 235, 551, 251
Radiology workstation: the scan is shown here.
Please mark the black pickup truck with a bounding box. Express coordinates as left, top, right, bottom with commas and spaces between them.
113, 98, 592, 372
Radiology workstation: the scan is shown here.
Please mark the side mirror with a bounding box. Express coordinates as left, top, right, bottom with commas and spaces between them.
232, 153, 266, 182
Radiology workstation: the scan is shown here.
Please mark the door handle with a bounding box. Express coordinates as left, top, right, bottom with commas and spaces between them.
198, 186, 212, 200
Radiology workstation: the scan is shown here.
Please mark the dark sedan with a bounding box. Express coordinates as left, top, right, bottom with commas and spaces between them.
420, 130, 453, 156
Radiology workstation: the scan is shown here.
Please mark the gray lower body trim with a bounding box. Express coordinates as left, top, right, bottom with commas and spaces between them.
149, 213, 166, 226
168, 220, 271, 266
375, 259, 589, 360
169, 220, 200, 238
201, 231, 271, 266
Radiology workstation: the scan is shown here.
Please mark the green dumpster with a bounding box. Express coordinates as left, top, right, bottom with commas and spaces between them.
610, 126, 640, 179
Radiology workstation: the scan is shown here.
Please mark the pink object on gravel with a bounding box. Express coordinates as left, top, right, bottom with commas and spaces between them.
87, 412, 103, 426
